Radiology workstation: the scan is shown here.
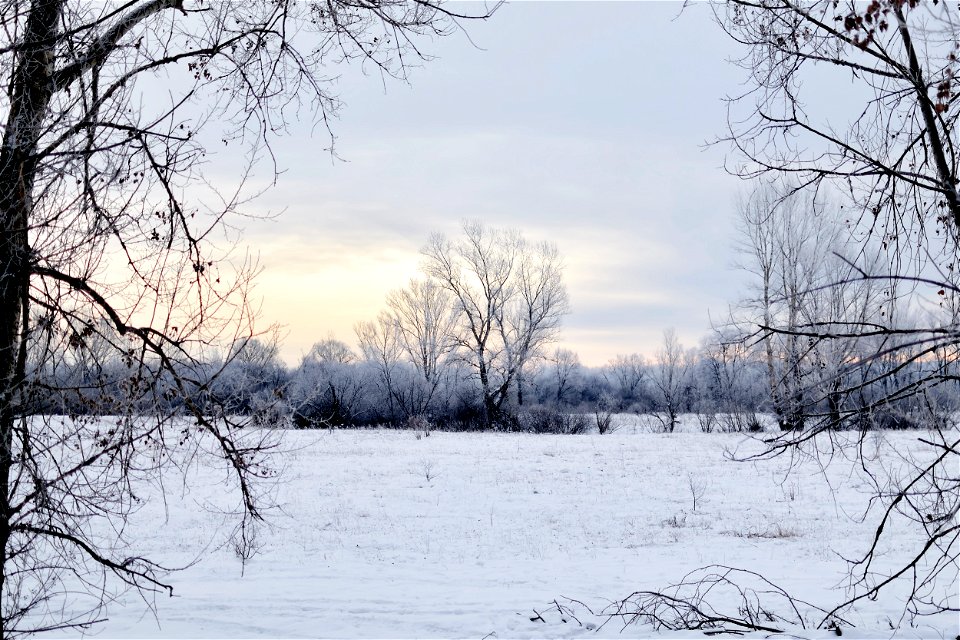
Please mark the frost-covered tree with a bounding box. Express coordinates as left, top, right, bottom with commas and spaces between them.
387, 279, 459, 387
210, 337, 288, 424
292, 339, 368, 427
357, 278, 459, 422
602, 353, 646, 410
650, 329, 691, 433
422, 221, 569, 427
550, 348, 582, 407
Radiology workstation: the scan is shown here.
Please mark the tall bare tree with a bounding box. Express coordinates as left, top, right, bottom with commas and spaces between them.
356, 313, 404, 420
706, 0, 960, 626
650, 328, 690, 433
422, 221, 569, 427
386, 278, 458, 390
0, 0, 492, 634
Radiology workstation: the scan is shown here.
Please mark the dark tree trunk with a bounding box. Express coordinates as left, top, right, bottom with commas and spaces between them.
477, 355, 495, 429
827, 389, 842, 430
0, 1, 64, 630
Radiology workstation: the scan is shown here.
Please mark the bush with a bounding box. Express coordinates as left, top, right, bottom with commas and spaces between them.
405, 414, 433, 437
515, 407, 590, 434
695, 410, 717, 433
292, 402, 329, 429
855, 407, 919, 431
718, 412, 764, 433
249, 392, 291, 428
595, 393, 616, 434
439, 400, 487, 431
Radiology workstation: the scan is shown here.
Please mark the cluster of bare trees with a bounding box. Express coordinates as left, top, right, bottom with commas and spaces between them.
727, 181, 952, 432
718, 0, 960, 425
722, 0, 959, 624
301, 221, 572, 430
155, 222, 572, 433
202, 324, 766, 434
33, 190, 948, 439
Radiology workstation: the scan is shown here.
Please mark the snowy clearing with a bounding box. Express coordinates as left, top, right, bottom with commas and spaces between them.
44, 418, 957, 639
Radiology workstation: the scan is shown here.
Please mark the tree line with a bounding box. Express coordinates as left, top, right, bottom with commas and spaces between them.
29, 213, 958, 434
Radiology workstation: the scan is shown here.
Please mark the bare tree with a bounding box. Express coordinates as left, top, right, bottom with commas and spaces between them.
697, 328, 761, 432
386, 278, 458, 392
602, 353, 646, 410
292, 338, 366, 428
305, 336, 358, 366
0, 0, 492, 634
735, 183, 797, 429
650, 329, 690, 433
734, 182, 883, 430
661, 1, 960, 628
551, 348, 581, 407
357, 279, 457, 420
356, 313, 404, 420
422, 221, 569, 428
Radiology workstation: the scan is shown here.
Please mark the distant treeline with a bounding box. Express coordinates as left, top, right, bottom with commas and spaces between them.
23, 331, 957, 434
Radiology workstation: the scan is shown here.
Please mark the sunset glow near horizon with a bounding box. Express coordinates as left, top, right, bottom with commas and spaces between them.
226, 2, 750, 367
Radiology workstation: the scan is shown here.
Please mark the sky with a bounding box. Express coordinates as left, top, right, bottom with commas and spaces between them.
232, 2, 752, 367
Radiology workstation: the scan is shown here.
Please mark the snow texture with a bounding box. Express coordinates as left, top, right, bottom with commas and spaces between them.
42, 416, 958, 638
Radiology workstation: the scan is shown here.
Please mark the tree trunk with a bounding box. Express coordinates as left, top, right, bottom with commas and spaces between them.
827, 385, 842, 430
0, 1, 64, 629
477, 354, 495, 429
761, 278, 787, 430
895, 6, 960, 234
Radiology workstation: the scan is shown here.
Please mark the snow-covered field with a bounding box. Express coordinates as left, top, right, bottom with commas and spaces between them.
48, 418, 957, 638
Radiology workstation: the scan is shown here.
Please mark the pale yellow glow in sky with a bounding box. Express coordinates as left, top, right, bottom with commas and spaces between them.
252, 226, 700, 368
253, 237, 422, 363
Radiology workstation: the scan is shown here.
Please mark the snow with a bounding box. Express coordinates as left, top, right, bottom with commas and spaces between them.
43, 418, 958, 638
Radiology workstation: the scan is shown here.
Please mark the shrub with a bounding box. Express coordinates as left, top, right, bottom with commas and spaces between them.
595, 393, 616, 434
718, 412, 763, 433
855, 407, 919, 431
515, 407, 590, 434
406, 414, 433, 437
